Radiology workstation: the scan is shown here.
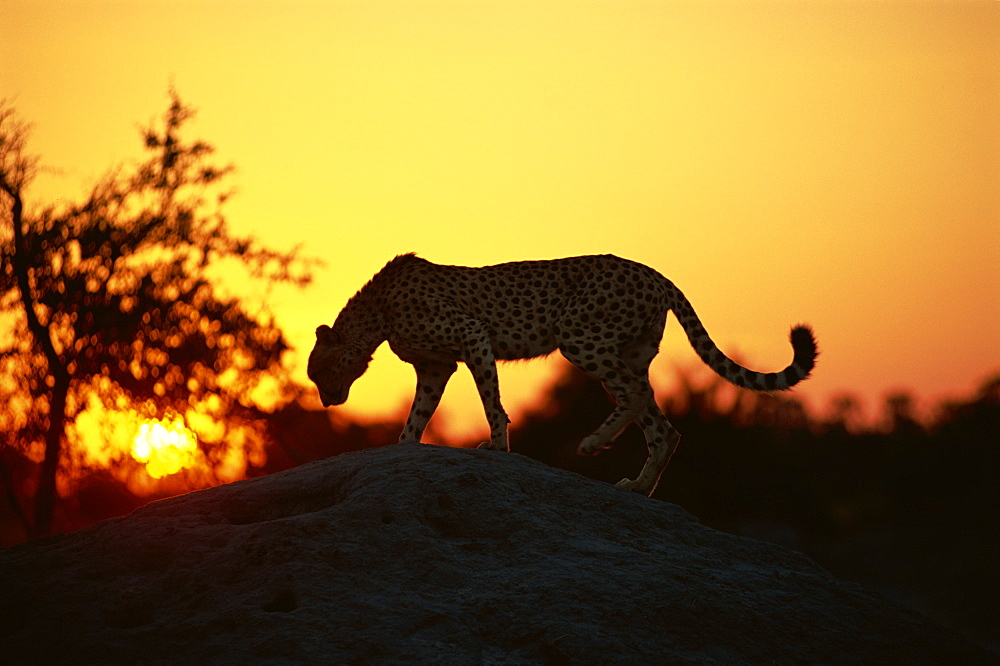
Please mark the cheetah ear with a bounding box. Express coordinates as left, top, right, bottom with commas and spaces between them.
316, 325, 340, 345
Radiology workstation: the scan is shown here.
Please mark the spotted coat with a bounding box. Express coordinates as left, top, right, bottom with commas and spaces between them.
308, 254, 817, 496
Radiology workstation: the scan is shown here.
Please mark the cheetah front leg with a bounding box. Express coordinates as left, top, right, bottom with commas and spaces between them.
460, 322, 510, 452
399, 360, 457, 444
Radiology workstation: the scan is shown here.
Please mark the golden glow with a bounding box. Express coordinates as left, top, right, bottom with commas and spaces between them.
3, 1, 998, 441
59, 381, 266, 496
131, 416, 201, 479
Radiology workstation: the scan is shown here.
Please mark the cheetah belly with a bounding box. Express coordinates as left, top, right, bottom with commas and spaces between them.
488, 326, 559, 361
388, 340, 463, 366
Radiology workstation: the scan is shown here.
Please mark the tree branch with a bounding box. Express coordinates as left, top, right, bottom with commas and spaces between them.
0, 177, 69, 385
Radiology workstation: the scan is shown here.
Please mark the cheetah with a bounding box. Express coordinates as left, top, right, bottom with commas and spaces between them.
308, 254, 817, 496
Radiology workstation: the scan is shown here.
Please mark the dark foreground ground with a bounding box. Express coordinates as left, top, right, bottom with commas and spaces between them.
1, 442, 996, 664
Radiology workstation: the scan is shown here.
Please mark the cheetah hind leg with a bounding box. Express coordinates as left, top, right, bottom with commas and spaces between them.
567, 355, 649, 455
575, 375, 651, 455
576, 411, 636, 455
615, 402, 681, 496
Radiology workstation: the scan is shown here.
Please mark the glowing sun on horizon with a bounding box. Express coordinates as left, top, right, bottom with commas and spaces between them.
131, 415, 201, 479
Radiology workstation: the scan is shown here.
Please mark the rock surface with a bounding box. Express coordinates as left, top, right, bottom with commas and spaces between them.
1, 442, 994, 664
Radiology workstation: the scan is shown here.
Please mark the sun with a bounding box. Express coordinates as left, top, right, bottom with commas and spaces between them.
131, 415, 201, 479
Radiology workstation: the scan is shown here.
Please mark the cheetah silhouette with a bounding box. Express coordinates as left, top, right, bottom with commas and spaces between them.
308, 254, 817, 496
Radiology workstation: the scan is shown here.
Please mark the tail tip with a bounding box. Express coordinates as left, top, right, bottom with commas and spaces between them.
790, 324, 818, 377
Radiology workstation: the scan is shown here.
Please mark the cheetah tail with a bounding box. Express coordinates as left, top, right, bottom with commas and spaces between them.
673, 297, 818, 391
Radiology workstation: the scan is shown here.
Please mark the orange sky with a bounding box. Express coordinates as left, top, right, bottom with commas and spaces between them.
3, 1, 998, 440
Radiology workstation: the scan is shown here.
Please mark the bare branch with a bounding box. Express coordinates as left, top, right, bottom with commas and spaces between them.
0, 101, 38, 195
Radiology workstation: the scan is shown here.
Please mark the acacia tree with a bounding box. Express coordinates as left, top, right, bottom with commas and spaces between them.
0, 93, 313, 537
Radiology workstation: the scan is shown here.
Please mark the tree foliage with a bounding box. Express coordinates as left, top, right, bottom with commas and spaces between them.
0, 92, 313, 535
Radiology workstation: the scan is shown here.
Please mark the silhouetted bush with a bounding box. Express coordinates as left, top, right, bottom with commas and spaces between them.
1, 93, 314, 536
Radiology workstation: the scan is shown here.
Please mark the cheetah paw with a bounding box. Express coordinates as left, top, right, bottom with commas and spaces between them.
577, 436, 610, 456
477, 441, 508, 452
615, 478, 646, 494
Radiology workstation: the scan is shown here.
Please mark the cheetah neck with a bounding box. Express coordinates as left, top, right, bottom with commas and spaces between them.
336, 287, 389, 354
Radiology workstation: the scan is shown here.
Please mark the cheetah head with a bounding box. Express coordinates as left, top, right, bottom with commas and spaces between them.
307, 325, 372, 407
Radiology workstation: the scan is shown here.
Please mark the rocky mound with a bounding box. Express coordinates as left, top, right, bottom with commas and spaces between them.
1, 442, 994, 664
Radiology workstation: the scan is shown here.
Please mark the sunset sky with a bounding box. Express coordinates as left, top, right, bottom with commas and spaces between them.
3, 1, 998, 440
